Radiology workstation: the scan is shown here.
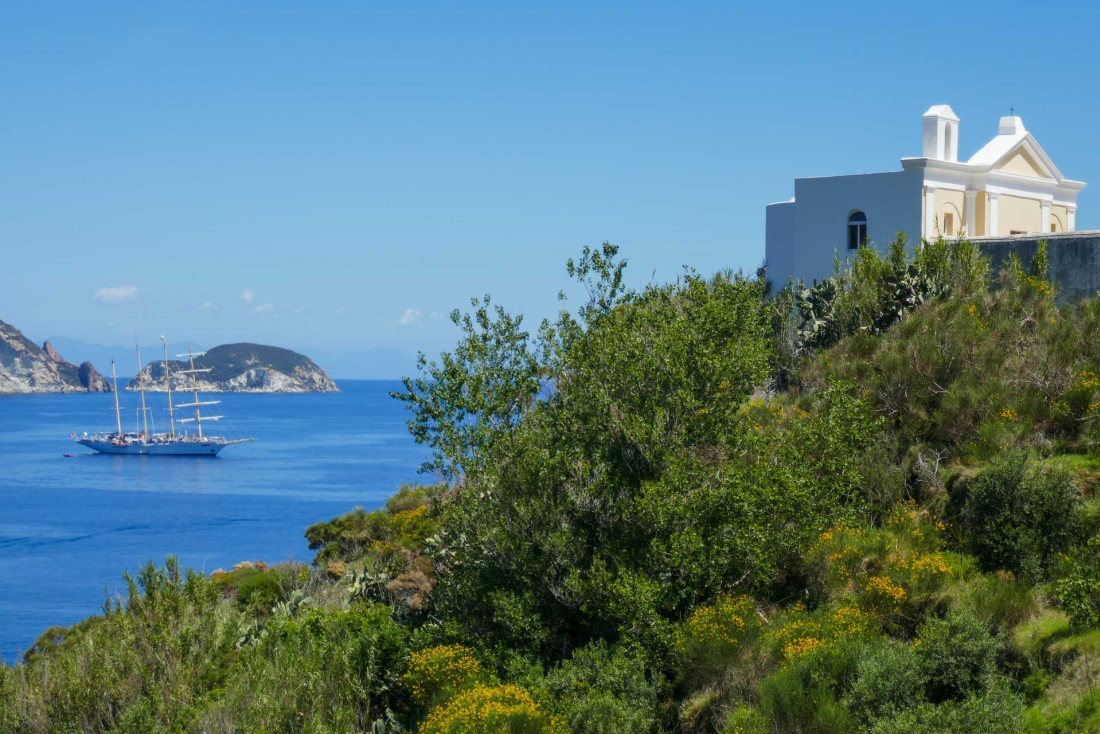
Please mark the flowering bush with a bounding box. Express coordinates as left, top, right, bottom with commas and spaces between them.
673, 594, 764, 691
860, 575, 908, 615
676, 595, 761, 660
767, 602, 878, 664
420, 684, 562, 734
759, 603, 879, 732
809, 505, 956, 622
401, 644, 485, 707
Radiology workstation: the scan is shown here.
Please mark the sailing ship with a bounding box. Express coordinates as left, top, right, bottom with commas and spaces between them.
74, 337, 255, 456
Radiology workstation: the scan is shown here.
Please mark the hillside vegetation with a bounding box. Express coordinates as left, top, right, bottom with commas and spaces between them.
3, 240, 1100, 732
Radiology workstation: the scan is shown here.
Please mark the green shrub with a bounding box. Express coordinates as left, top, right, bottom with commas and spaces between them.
914, 609, 1000, 704
962, 571, 1038, 631
536, 641, 657, 734
1019, 671, 1051, 704
721, 705, 769, 734
1054, 533, 1100, 628
868, 685, 1024, 734
1055, 573, 1100, 629
205, 602, 409, 731
758, 634, 865, 733
843, 641, 927, 726
232, 568, 284, 612
304, 483, 442, 567
0, 559, 240, 732
964, 452, 1083, 580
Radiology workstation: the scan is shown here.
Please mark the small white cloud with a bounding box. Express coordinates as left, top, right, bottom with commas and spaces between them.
241, 289, 255, 303
94, 285, 143, 304
198, 300, 217, 311
398, 308, 423, 326
249, 302, 276, 316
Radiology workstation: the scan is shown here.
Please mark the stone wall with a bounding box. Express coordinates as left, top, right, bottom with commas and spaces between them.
973, 231, 1100, 304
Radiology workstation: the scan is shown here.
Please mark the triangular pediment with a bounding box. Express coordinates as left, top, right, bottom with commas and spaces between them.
991, 136, 1063, 181
997, 147, 1046, 178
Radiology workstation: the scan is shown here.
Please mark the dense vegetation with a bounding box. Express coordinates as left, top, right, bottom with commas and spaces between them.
4, 240, 1100, 732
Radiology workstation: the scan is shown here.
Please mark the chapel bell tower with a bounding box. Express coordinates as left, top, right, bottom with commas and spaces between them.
922, 104, 959, 162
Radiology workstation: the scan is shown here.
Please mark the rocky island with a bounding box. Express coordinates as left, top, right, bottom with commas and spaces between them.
0, 319, 111, 393
127, 342, 339, 393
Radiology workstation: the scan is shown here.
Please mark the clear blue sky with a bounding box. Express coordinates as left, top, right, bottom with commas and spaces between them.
3, 1, 1097, 377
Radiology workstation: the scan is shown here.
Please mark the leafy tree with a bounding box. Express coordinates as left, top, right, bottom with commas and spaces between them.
428, 259, 878, 658
964, 452, 1083, 580
393, 295, 542, 480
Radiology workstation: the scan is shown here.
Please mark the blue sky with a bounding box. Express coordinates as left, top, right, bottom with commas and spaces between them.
2, 2, 1097, 377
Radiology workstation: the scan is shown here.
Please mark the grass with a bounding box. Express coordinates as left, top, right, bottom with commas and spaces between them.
1047, 454, 1100, 498
1013, 610, 1072, 661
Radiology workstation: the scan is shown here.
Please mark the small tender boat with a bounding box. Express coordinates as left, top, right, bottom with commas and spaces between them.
75, 337, 254, 457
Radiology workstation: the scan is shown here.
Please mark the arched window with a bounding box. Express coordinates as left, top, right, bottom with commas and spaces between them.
847, 211, 867, 250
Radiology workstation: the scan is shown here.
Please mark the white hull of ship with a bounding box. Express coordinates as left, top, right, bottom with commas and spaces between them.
76, 438, 230, 456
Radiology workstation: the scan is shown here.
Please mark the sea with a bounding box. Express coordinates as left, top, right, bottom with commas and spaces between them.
0, 380, 429, 662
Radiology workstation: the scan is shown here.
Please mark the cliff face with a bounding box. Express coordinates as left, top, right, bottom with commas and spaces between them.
127, 343, 339, 393
43, 340, 112, 393
0, 321, 113, 394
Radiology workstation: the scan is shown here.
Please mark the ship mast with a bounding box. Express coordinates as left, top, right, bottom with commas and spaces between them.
135, 339, 149, 436
162, 336, 175, 438
111, 359, 123, 436
174, 344, 220, 440
189, 345, 202, 439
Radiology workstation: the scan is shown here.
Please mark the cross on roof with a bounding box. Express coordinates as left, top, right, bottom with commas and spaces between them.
1010, 105, 1015, 116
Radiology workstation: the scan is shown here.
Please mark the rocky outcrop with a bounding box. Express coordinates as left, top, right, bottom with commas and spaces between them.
42, 341, 65, 363
0, 321, 113, 394
43, 340, 112, 393
126, 342, 339, 393
77, 361, 111, 392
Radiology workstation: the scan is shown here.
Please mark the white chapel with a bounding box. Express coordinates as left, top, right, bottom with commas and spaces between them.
765, 105, 1087, 286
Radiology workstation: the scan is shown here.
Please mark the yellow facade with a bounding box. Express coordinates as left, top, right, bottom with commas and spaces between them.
997, 149, 1048, 178
1051, 204, 1067, 233
975, 193, 987, 236
928, 189, 1054, 238
934, 189, 965, 236
998, 194, 1042, 234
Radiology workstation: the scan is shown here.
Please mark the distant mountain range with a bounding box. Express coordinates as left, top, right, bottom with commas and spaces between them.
128, 343, 339, 393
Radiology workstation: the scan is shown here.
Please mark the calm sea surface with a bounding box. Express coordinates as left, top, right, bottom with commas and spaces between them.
0, 380, 428, 661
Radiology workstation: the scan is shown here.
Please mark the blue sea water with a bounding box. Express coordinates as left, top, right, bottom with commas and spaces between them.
0, 380, 428, 662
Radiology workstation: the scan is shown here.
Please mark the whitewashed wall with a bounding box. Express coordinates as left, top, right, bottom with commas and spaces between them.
764, 201, 797, 287
767, 171, 924, 287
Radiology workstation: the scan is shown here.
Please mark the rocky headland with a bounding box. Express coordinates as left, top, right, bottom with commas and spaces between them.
0, 320, 111, 393
126, 342, 338, 393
